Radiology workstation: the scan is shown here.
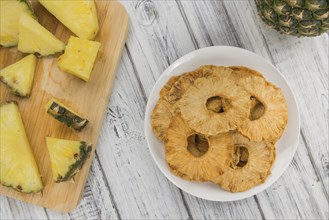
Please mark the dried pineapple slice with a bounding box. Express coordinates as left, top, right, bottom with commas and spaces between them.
0, 102, 43, 193
45, 98, 88, 131
229, 66, 264, 79
234, 71, 288, 142
161, 65, 226, 105
159, 75, 180, 99
165, 114, 233, 181
179, 76, 250, 136
58, 36, 101, 82
153, 66, 233, 141
0, 54, 37, 97
230, 66, 267, 121
213, 131, 276, 192
46, 137, 92, 182
151, 98, 178, 142
153, 67, 220, 142
162, 70, 203, 104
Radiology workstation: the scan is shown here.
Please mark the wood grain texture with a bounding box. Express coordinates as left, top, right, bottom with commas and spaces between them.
180, 0, 328, 219
0, 0, 129, 212
1, 0, 328, 219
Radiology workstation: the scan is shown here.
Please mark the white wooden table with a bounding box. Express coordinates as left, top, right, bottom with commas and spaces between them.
1, 0, 328, 219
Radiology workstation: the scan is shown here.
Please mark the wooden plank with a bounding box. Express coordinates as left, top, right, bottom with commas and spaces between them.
40, 154, 120, 219
182, 193, 263, 219
121, 0, 196, 95
1, 0, 327, 218
256, 139, 328, 219
0, 197, 48, 219
225, 0, 328, 195
117, 0, 264, 219
179, 0, 328, 218
0, 197, 15, 219
0, 0, 129, 212
70, 153, 120, 219
93, 47, 191, 219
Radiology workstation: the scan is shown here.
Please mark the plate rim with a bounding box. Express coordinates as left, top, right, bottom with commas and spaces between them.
144, 45, 300, 201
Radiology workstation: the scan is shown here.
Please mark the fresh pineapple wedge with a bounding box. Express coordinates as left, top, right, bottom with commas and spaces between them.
0, 0, 35, 47
0, 102, 43, 193
38, 0, 99, 40
18, 13, 65, 56
46, 137, 92, 182
58, 36, 101, 81
45, 98, 88, 131
0, 54, 37, 97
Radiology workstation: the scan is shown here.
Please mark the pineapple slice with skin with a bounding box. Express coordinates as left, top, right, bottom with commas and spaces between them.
38, 0, 99, 40
45, 98, 88, 131
0, 102, 43, 193
18, 13, 65, 56
58, 36, 101, 81
46, 137, 92, 182
0, 54, 37, 97
0, 0, 35, 47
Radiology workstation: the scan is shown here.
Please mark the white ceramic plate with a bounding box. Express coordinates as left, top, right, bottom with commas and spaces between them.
144, 46, 300, 201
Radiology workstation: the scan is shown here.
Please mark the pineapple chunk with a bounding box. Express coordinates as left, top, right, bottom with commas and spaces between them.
0, 0, 35, 47
58, 36, 100, 81
45, 98, 88, 131
39, 0, 99, 40
0, 54, 37, 97
18, 13, 65, 56
46, 137, 92, 182
0, 102, 43, 193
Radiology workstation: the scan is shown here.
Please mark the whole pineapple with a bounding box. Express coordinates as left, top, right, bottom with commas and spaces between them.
255, 0, 329, 37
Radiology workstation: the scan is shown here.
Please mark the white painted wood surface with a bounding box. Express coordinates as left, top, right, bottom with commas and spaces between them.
1, 0, 328, 219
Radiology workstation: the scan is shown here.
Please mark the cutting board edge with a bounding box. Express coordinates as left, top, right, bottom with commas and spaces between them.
0, 1, 130, 213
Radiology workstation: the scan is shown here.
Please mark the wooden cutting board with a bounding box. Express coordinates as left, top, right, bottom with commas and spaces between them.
0, 0, 129, 212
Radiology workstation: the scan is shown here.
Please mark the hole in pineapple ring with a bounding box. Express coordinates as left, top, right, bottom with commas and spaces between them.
249, 96, 265, 121
231, 145, 249, 169
187, 133, 209, 157
206, 96, 232, 113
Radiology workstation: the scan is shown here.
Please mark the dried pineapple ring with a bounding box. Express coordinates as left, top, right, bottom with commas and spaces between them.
179, 76, 250, 136
154, 66, 222, 142
230, 66, 266, 120
234, 71, 288, 142
151, 98, 177, 142
162, 65, 227, 104
160, 75, 180, 100
229, 66, 264, 79
213, 131, 276, 192
165, 114, 233, 181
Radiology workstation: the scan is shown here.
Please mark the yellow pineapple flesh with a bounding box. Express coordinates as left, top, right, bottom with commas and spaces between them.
39, 0, 99, 40
58, 36, 101, 81
0, 54, 37, 97
46, 137, 92, 182
0, 102, 43, 193
0, 0, 35, 47
18, 13, 65, 56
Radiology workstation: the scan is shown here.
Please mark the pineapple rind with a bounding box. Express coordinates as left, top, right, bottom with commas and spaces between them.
59, 143, 92, 182
0, 101, 43, 193
18, 13, 65, 56
0, 54, 37, 97
45, 98, 88, 131
0, 0, 35, 47
46, 137, 92, 182
255, 0, 329, 37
